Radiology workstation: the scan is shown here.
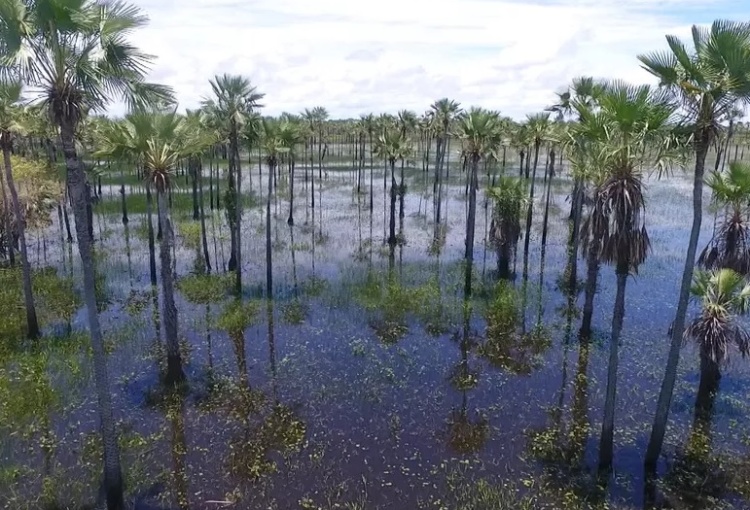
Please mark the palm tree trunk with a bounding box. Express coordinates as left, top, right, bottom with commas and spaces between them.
599, 265, 628, 472
388, 160, 397, 247
191, 160, 199, 221
145, 183, 158, 287
2, 145, 39, 338
158, 190, 184, 385
580, 239, 599, 339
266, 161, 274, 298
646, 127, 710, 469
232, 126, 243, 295
288, 159, 295, 226
0, 155, 15, 265
464, 154, 479, 298
566, 179, 584, 293
197, 159, 211, 273
59, 119, 124, 510
119, 164, 128, 225
369, 134, 374, 213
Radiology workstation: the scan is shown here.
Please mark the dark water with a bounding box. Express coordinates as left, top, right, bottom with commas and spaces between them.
3, 162, 750, 510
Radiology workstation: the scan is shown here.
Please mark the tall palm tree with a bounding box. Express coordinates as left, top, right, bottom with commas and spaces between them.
202, 75, 264, 295
375, 129, 411, 269
184, 109, 217, 273
145, 130, 185, 385
641, 20, 750, 469
261, 119, 294, 296
361, 113, 377, 213
0, 1, 174, 507
549, 77, 605, 293
571, 82, 677, 471
457, 108, 502, 297
0, 79, 39, 338
699, 162, 750, 274
279, 120, 302, 226
431, 99, 462, 229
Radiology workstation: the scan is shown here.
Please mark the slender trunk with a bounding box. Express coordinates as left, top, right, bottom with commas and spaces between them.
369, 134, 374, 213
566, 178, 584, 293
232, 126, 243, 295
388, 160, 397, 247
191, 160, 199, 221
145, 184, 158, 287
599, 265, 628, 472
464, 154, 479, 298
158, 190, 184, 385
62, 195, 73, 243
266, 160, 274, 297
59, 118, 123, 510
2, 144, 39, 338
580, 238, 599, 339
646, 127, 710, 469
197, 158, 211, 273
288, 159, 295, 226
0, 155, 15, 265
119, 163, 128, 225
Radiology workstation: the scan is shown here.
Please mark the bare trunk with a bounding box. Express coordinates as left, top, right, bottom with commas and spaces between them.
0, 149, 15, 265
266, 161, 274, 297
646, 126, 710, 469
599, 265, 628, 472
145, 184, 157, 287
59, 118, 123, 510
158, 190, 184, 385
197, 158, 211, 273
2, 144, 39, 338
464, 154, 479, 298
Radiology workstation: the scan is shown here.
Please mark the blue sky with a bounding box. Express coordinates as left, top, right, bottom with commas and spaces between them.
127, 0, 750, 119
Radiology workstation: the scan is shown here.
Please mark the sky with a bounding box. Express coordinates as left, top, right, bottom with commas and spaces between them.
125, 0, 750, 120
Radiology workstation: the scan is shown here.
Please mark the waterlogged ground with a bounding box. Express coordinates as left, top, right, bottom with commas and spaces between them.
3, 159, 750, 510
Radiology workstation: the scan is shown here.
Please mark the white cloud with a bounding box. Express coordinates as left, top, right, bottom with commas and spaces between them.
119, 0, 747, 119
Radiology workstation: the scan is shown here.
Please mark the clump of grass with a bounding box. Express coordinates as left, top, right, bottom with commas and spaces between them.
281, 300, 308, 325
175, 220, 202, 250
178, 273, 231, 304
216, 299, 260, 336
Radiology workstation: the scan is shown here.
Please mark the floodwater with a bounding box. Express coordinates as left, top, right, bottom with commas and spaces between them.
2, 157, 750, 510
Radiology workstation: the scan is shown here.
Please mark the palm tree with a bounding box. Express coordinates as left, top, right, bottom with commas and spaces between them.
0, 79, 39, 339
0, 1, 174, 507
278, 121, 302, 226
361, 113, 377, 213
144, 130, 185, 385
184, 109, 217, 273
262, 119, 294, 296
457, 108, 502, 297
430, 99, 462, 229
699, 162, 750, 274
375, 129, 411, 269
571, 82, 677, 471
488, 177, 526, 279
641, 20, 750, 469
550, 77, 606, 293
203, 75, 264, 295
685, 269, 750, 443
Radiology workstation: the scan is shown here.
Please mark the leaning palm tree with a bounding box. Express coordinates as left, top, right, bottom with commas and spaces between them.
0, 79, 39, 338
641, 20, 750, 469
572, 82, 678, 472
0, 2, 174, 507
457, 108, 502, 297
699, 162, 750, 274
202, 75, 264, 295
